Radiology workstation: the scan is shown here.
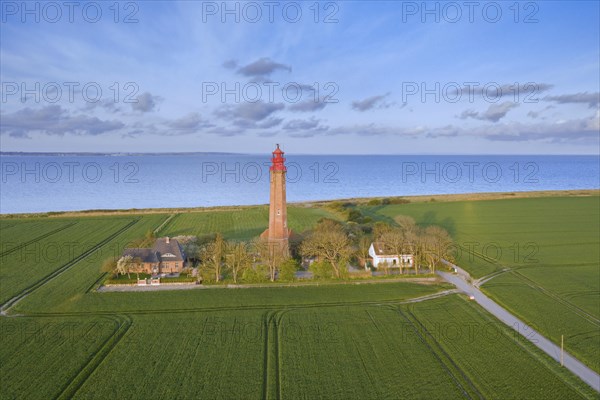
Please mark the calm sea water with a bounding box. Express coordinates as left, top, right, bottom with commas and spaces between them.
1, 154, 598, 214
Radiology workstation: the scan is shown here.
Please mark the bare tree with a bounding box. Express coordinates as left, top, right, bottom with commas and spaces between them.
226, 241, 251, 284
372, 221, 394, 242
394, 215, 417, 234
380, 260, 390, 276
422, 226, 452, 273
253, 239, 287, 281
300, 220, 352, 278
356, 235, 372, 270
116, 255, 133, 279
380, 229, 407, 274
201, 233, 226, 282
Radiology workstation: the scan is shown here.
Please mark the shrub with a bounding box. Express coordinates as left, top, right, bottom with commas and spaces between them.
161, 275, 195, 283
347, 209, 363, 222
279, 259, 300, 281
241, 265, 269, 283
389, 198, 410, 204
309, 261, 334, 279
367, 198, 382, 206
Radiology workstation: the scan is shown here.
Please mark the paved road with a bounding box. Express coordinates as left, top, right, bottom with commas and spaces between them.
437, 268, 600, 392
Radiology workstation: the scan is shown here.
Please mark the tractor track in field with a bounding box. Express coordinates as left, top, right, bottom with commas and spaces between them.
153, 213, 178, 235
0, 221, 78, 258
458, 245, 600, 326
396, 306, 483, 400
262, 310, 284, 400
0, 218, 141, 316
509, 270, 600, 327
55, 314, 133, 400
19, 291, 459, 319
438, 265, 600, 392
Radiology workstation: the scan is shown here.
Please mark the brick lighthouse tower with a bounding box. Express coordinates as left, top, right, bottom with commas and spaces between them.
261, 144, 290, 254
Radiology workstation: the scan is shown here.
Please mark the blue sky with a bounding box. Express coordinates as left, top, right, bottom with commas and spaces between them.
0, 1, 598, 154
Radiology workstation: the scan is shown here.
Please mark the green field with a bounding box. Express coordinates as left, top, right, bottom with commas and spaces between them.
360, 196, 600, 373
0, 193, 598, 399
161, 205, 336, 240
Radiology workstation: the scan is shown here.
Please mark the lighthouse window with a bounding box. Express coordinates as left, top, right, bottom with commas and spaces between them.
277, 209, 281, 215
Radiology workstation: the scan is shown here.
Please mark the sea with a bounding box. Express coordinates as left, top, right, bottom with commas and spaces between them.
1, 154, 598, 214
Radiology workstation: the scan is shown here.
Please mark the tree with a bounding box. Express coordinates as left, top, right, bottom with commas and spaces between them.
300, 220, 352, 279
380, 229, 408, 274
253, 239, 287, 281
394, 215, 417, 234
356, 235, 372, 269
309, 260, 334, 279
241, 264, 269, 283
225, 241, 251, 284
380, 260, 390, 275
279, 258, 300, 281
201, 233, 226, 282
372, 221, 394, 242
176, 236, 200, 265
116, 255, 133, 279
422, 226, 453, 273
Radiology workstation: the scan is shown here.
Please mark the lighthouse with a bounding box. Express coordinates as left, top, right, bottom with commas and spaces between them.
261, 144, 290, 254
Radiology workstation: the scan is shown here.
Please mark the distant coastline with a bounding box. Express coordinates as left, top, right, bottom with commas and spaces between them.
2, 154, 598, 214
2, 152, 598, 157
0, 151, 240, 157
1, 189, 598, 218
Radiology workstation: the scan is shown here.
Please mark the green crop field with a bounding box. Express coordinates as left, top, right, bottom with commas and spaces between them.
0, 217, 141, 305
162, 205, 336, 241
0, 193, 598, 399
405, 295, 595, 399
360, 195, 600, 374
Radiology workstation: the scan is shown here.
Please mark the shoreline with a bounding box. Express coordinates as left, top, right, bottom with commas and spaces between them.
1, 188, 598, 218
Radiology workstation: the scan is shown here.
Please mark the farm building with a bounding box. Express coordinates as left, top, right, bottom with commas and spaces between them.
368, 242, 414, 271
121, 237, 185, 275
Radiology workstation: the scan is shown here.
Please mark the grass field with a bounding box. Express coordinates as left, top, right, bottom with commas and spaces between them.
0, 216, 141, 304
359, 195, 600, 374
161, 205, 336, 240
0, 193, 598, 398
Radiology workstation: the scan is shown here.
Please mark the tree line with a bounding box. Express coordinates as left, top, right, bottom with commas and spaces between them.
104, 214, 455, 283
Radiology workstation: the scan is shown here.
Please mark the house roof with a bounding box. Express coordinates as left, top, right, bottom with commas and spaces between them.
122, 237, 184, 263
122, 248, 159, 263
152, 237, 184, 262
371, 242, 413, 258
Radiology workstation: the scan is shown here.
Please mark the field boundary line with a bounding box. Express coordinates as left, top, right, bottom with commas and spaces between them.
348, 333, 385, 398
396, 306, 481, 399
19, 289, 456, 318
55, 314, 132, 400
398, 289, 459, 303
509, 270, 600, 326
40, 296, 453, 316
153, 213, 178, 235
1, 218, 140, 315
438, 266, 600, 392
0, 221, 78, 257
263, 310, 273, 400
464, 296, 599, 399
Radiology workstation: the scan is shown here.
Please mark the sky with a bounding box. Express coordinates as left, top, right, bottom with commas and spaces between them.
0, 1, 599, 154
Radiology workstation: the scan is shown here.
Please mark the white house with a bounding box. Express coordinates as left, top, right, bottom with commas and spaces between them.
368, 242, 414, 271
